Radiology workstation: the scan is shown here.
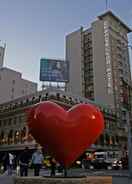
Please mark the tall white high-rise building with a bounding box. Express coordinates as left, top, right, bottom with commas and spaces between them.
66, 11, 131, 111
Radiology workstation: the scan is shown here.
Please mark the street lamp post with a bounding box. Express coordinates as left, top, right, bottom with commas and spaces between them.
120, 44, 132, 178
128, 45, 132, 178
126, 110, 132, 178
125, 44, 132, 178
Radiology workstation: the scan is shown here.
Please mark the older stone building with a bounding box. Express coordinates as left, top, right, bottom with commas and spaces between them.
0, 89, 126, 156
0, 67, 37, 104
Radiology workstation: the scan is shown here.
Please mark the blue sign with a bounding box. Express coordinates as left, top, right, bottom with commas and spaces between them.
40, 58, 69, 82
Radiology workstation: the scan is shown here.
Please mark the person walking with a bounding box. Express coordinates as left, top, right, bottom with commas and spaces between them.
8, 153, 14, 175
2, 152, 14, 175
50, 157, 56, 176
32, 147, 44, 176
2, 152, 9, 174
18, 147, 30, 176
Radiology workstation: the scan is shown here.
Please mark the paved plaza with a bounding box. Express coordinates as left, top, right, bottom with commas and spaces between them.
0, 169, 132, 184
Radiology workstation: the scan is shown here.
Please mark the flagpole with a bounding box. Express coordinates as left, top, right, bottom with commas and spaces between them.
106, 0, 108, 9
106, 0, 111, 10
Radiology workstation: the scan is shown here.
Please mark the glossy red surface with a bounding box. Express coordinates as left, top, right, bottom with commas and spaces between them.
28, 101, 104, 167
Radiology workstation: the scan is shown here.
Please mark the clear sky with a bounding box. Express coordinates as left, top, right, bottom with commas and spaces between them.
0, 0, 132, 89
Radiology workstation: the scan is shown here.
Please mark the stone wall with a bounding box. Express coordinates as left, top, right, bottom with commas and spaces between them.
14, 176, 112, 184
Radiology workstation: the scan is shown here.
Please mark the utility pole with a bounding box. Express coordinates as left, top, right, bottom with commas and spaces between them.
128, 45, 132, 178
125, 109, 132, 178
106, 0, 108, 9
123, 44, 132, 178
105, 0, 111, 10
105, 0, 110, 10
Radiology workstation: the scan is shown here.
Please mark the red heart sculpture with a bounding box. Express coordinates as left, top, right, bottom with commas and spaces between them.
28, 101, 104, 167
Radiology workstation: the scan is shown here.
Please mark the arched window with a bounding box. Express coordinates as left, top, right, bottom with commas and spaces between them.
8, 130, 13, 144
21, 127, 26, 143
112, 136, 115, 145
0, 131, 4, 144
14, 130, 20, 144
99, 134, 104, 145
105, 133, 110, 145
116, 136, 119, 144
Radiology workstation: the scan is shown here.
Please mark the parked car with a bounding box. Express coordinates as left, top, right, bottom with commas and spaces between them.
121, 156, 128, 169
90, 160, 112, 170
86, 152, 113, 170
112, 160, 122, 170
72, 159, 82, 168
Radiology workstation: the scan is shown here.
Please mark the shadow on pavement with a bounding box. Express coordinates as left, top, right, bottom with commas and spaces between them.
113, 176, 132, 184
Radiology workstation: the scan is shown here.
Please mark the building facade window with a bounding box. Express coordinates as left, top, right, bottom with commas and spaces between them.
104, 21, 113, 94
12, 80, 15, 85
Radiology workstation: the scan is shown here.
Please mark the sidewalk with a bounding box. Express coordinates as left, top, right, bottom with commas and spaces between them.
0, 175, 14, 184
0, 168, 132, 184
112, 176, 132, 184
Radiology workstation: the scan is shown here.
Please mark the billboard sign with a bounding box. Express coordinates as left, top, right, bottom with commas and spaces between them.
40, 58, 69, 82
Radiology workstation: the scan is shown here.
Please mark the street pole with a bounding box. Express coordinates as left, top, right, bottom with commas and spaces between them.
122, 44, 132, 178
127, 45, 132, 178
106, 0, 108, 9
126, 111, 132, 178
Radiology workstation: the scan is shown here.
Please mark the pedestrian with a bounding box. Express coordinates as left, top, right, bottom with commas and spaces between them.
2, 152, 10, 175
50, 157, 56, 176
32, 147, 44, 176
2, 152, 14, 175
18, 147, 30, 176
8, 153, 14, 175
81, 158, 86, 169
2, 152, 9, 174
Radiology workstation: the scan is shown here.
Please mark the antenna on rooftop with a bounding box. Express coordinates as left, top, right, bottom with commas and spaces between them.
105, 0, 110, 10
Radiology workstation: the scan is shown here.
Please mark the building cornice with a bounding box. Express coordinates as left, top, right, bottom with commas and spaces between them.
98, 10, 132, 33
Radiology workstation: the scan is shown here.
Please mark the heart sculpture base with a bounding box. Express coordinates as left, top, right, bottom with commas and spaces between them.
15, 176, 112, 184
